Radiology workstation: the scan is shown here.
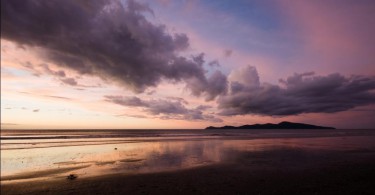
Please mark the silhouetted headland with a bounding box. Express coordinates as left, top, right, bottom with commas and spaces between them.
205, 121, 335, 130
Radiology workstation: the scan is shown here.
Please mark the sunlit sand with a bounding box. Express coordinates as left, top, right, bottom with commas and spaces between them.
2, 129, 375, 194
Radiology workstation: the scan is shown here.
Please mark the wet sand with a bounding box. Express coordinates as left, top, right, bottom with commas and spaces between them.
2, 130, 375, 194
2, 146, 375, 195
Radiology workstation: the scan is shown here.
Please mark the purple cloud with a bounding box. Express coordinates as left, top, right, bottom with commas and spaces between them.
105, 95, 222, 122
218, 66, 375, 116
1, 0, 227, 99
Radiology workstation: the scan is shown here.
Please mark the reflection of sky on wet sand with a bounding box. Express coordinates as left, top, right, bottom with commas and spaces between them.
2, 134, 375, 183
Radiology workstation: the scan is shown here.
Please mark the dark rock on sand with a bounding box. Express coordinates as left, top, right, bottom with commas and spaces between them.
67, 174, 77, 180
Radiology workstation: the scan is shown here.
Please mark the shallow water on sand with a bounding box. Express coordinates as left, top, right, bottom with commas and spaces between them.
1, 129, 375, 183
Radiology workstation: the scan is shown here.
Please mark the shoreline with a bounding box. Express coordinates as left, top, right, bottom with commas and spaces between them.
2, 131, 375, 194
2, 145, 375, 195
2, 159, 375, 195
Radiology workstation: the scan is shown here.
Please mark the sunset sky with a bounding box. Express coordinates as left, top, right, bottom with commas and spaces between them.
1, 0, 375, 129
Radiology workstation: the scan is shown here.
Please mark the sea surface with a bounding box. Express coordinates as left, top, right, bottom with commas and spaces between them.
1, 129, 375, 183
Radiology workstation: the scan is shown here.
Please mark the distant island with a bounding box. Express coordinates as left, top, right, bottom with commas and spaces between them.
205, 121, 335, 130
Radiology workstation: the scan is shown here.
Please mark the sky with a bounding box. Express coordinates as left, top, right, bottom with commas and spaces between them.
1, 0, 375, 129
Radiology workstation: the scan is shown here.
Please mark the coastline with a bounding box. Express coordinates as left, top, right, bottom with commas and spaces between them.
2, 144, 375, 195
2, 130, 375, 194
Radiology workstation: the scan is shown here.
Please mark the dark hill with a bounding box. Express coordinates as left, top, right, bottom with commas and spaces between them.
205, 121, 335, 130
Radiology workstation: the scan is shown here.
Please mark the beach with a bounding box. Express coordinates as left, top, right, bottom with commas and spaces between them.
2, 129, 375, 194
2, 0, 375, 194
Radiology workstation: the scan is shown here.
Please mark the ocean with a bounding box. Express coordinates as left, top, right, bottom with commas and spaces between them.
1, 129, 375, 184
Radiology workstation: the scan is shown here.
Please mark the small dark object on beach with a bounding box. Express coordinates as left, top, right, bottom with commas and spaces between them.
67, 174, 77, 180
114, 148, 117, 150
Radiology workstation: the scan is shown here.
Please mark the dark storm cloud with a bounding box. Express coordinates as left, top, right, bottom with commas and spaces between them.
41, 63, 79, 86
60, 78, 78, 86
218, 66, 375, 116
22, 62, 81, 86
105, 96, 222, 122
106, 96, 148, 107
205, 71, 228, 101
1, 0, 227, 99
186, 70, 228, 101
41, 64, 66, 77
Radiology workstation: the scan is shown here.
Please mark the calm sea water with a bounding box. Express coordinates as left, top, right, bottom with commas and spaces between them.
1, 129, 375, 183
2, 129, 374, 149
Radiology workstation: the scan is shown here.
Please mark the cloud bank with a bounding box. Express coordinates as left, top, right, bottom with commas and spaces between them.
105, 95, 222, 122
1, 0, 227, 99
218, 66, 375, 116
3, 0, 375, 120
